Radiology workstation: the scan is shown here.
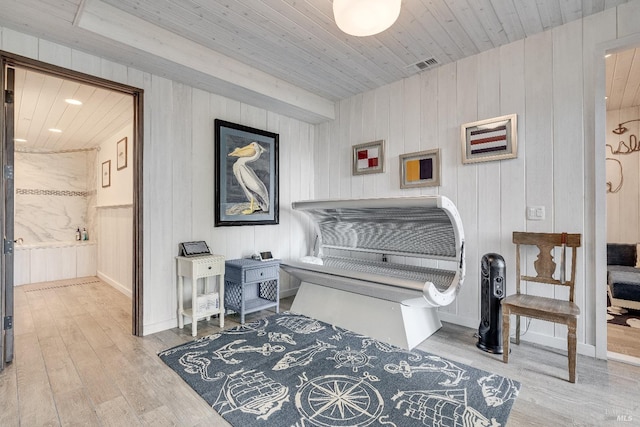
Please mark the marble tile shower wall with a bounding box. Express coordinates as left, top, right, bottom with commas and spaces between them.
15, 151, 95, 243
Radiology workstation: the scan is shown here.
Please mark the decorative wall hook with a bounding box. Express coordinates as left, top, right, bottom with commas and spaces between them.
612, 118, 640, 135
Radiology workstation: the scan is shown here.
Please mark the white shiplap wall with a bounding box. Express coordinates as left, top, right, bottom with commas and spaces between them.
0, 26, 314, 335
606, 107, 640, 244
314, 4, 640, 357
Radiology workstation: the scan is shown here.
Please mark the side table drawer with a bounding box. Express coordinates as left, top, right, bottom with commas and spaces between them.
194, 258, 224, 277
244, 265, 278, 282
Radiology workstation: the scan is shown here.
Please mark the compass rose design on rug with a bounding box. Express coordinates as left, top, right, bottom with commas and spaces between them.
295, 373, 384, 427
159, 312, 520, 426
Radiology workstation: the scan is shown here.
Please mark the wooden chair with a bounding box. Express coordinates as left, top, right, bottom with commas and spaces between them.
502, 232, 581, 383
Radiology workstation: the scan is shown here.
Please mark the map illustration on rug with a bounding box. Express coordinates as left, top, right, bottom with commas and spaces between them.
159, 312, 520, 426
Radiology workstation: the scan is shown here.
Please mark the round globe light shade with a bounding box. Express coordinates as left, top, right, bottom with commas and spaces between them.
333, 0, 401, 37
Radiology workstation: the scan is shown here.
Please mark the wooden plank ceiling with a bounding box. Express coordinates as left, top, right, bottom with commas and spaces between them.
12, 69, 132, 152
2, 0, 638, 150
97, 0, 630, 101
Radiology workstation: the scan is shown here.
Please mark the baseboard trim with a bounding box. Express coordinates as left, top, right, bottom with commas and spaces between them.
97, 271, 132, 298
143, 318, 179, 336
607, 351, 640, 366
428, 313, 597, 357
438, 312, 478, 329
279, 287, 298, 299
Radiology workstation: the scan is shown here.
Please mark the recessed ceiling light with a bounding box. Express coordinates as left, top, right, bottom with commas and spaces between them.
65, 98, 82, 105
605, 54, 612, 58
13, 138, 27, 142
48, 128, 62, 133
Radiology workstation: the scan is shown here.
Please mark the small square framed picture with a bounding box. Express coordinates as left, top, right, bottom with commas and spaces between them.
461, 114, 517, 164
352, 140, 384, 175
399, 149, 440, 189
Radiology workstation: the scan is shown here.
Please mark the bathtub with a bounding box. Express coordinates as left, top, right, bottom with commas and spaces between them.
14, 241, 97, 285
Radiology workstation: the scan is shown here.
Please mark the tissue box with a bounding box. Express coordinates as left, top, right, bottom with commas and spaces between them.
195, 292, 219, 314
206, 292, 220, 310
195, 294, 209, 313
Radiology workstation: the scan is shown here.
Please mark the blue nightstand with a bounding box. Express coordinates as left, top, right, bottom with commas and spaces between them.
224, 258, 280, 324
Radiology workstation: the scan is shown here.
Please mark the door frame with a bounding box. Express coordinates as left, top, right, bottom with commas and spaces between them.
1, 62, 15, 369
0, 51, 144, 337
594, 33, 640, 360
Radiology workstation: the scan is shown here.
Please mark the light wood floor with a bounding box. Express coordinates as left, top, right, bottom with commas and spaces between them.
1, 278, 639, 426
608, 322, 640, 359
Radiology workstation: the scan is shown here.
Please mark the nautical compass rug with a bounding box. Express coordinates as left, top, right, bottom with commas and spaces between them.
159, 312, 520, 426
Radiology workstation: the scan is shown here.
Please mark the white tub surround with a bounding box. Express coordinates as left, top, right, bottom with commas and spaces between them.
15, 150, 95, 243
14, 241, 97, 285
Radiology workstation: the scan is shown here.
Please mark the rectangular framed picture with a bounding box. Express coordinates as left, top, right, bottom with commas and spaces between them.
461, 114, 517, 164
214, 119, 279, 226
352, 140, 384, 175
116, 137, 128, 170
399, 149, 440, 189
101, 160, 111, 188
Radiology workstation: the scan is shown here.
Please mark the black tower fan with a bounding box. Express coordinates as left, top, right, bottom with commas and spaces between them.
477, 253, 505, 354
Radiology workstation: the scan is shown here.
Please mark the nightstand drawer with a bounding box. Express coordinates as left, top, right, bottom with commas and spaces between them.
194, 258, 224, 277
244, 265, 278, 282
178, 255, 225, 278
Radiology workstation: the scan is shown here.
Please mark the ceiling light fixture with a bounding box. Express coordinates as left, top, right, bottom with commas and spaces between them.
48, 128, 63, 133
13, 138, 27, 142
65, 98, 83, 105
333, 0, 401, 37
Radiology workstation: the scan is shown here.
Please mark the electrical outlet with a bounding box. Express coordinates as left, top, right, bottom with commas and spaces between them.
527, 206, 545, 221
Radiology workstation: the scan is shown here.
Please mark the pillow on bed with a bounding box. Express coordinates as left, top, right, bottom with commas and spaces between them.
607, 243, 637, 266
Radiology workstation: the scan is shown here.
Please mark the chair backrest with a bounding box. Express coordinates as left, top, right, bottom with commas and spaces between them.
513, 232, 581, 302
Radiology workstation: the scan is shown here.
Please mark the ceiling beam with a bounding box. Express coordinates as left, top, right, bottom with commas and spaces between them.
75, 0, 335, 122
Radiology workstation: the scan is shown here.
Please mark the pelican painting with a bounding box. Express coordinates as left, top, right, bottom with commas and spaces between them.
228, 142, 269, 214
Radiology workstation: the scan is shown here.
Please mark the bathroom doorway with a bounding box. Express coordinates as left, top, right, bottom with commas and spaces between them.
1, 52, 143, 354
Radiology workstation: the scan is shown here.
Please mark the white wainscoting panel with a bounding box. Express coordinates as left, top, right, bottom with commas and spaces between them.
96, 206, 133, 297
77, 244, 97, 278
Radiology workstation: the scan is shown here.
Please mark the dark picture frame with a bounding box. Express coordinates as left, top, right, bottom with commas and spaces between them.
101, 160, 111, 188
214, 119, 279, 226
116, 137, 128, 170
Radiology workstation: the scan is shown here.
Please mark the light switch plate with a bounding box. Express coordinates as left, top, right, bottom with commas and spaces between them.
527, 206, 545, 221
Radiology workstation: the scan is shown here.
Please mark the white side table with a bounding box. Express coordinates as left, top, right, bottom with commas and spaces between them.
176, 254, 225, 336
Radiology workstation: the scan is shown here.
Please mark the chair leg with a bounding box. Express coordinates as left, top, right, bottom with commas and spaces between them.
568, 319, 577, 383
502, 310, 510, 363
515, 315, 521, 345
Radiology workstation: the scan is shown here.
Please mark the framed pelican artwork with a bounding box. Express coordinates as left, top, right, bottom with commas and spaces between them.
214, 119, 279, 226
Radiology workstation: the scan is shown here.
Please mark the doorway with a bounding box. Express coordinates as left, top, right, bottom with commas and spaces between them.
1, 52, 143, 371
604, 46, 640, 362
